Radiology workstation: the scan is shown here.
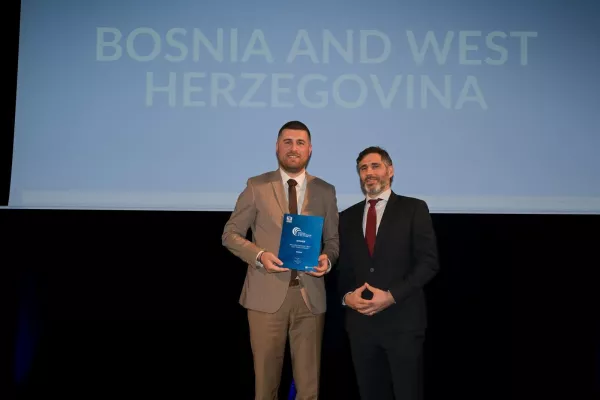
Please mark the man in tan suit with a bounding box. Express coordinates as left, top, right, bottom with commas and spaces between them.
222, 120, 339, 400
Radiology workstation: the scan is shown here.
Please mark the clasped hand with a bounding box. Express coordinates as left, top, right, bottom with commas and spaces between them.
344, 283, 395, 316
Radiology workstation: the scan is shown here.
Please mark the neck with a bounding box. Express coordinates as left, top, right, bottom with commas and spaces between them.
367, 186, 389, 199
281, 167, 305, 178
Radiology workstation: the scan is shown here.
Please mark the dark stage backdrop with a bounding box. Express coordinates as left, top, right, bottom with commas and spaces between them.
6, 209, 599, 400
4, 2, 599, 400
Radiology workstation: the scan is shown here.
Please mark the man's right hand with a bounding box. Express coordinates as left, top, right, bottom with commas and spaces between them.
260, 252, 289, 273
344, 283, 371, 311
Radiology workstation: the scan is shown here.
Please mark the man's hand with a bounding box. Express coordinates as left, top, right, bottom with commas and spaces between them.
344, 283, 395, 316
260, 252, 289, 273
306, 254, 329, 277
343, 283, 370, 311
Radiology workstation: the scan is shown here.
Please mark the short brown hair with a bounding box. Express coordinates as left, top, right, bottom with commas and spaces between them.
356, 146, 393, 168
278, 120, 311, 140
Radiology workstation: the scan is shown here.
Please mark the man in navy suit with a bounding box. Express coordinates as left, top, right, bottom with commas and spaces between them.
337, 146, 440, 400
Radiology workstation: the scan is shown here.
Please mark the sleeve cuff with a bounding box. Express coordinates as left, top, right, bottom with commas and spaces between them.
255, 250, 265, 268
389, 283, 411, 304
387, 290, 396, 304
342, 291, 352, 305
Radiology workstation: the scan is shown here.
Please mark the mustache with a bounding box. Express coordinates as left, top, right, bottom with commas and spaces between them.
364, 175, 380, 181
286, 152, 301, 157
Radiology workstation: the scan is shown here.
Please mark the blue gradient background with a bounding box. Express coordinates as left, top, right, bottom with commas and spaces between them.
10, 0, 600, 212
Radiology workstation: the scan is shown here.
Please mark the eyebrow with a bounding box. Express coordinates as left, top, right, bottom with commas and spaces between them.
360, 162, 380, 167
283, 138, 305, 143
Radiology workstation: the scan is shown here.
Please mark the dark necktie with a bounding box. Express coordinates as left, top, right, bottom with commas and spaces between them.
288, 179, 299, 281
365, 199, 381, 256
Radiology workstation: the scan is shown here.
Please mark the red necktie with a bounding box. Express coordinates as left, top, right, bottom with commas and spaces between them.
365, 199, 381, 256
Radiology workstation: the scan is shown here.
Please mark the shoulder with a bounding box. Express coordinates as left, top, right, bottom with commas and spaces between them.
307, 174, 335, 192
246, 170, 278, 186
340, 200, 365, 221
392, 192, 431, 212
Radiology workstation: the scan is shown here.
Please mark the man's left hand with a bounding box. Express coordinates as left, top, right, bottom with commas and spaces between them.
306, 254, 329, 277
357, 283, 395, 316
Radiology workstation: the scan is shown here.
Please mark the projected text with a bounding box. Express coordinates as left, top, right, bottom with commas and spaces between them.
96, 28, 538, 110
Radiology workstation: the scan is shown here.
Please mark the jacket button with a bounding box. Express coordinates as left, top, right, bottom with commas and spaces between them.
370, 268, 374, 272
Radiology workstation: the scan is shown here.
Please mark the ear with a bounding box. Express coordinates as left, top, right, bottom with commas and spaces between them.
388, 164, 394, 179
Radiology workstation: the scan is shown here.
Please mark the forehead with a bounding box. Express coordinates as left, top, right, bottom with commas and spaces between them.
278, 129, 309, 142
359, 153, 383, 166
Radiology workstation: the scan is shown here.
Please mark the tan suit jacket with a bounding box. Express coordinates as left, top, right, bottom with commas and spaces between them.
222, 169, 339, 314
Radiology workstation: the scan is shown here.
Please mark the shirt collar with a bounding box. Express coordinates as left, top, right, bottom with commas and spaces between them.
365, 187, 391, 204
279, 168, 306, 188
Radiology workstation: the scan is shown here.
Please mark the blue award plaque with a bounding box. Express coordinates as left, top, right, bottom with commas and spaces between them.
278, 213, 324, 272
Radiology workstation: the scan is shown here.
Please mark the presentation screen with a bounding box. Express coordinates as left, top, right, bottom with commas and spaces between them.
9, 0, 600, 213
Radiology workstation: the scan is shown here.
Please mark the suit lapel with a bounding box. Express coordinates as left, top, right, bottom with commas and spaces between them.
372, 192, 400, 257
270, 171, 288, 214
300, 173, 314, 214
270, 170, 315, 215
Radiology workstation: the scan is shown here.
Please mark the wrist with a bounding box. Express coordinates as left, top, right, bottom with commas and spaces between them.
256, 250, 265, 268
342, 291, 352, 306
387, 290, 396, 304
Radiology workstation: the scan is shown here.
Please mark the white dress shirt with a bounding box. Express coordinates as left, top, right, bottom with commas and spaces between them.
280, 168, 307, 212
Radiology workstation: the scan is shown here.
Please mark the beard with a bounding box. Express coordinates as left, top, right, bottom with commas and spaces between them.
362, 176, 386, 196
278, 152, 307, 173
